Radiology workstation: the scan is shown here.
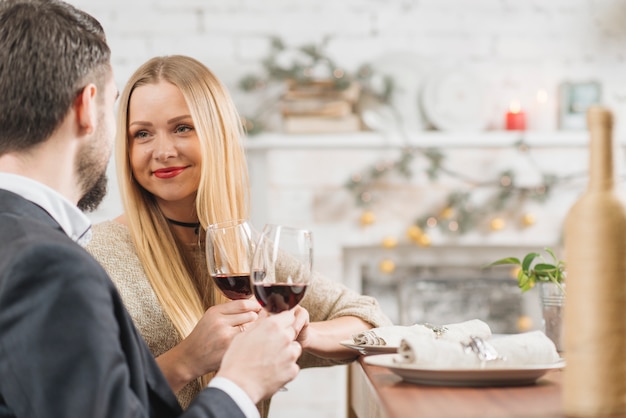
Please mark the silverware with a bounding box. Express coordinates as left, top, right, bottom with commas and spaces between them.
462, 336, 504, 363
423, 323, 448, 338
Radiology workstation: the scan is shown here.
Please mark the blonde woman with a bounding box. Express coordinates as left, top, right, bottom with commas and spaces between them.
86, 55, 391, 416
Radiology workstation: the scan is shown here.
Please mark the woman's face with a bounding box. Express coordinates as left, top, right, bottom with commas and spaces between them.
127, 81, 202, 216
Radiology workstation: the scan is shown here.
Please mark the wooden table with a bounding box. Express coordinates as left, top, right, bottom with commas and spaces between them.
348, 356, 565, 418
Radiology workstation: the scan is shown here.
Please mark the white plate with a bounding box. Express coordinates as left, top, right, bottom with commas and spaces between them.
364, 354, 565, 387
340, 340, 398, 355
421, 68, 491, 132
364, 52, 428, 133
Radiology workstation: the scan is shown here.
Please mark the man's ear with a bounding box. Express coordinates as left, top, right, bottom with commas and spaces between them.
74, 83, 98, 135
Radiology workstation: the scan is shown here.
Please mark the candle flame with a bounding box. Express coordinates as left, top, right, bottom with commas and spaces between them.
536, 89, 548, 103
509, 100, 521, 114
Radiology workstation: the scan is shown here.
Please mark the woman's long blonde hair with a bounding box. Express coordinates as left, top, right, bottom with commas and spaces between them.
116, 55, 250, 385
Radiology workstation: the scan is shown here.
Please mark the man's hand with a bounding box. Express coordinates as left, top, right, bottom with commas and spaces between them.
217, 310, 302, 403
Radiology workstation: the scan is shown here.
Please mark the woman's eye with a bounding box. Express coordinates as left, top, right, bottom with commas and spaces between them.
175, 125, 193, 134
131, 130, 150, 140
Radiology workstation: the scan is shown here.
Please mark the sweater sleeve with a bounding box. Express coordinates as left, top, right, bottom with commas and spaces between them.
297, 270, 393, 368
302, 271, 392, 327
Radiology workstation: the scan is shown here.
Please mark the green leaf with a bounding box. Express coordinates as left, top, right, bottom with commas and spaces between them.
238, 75, 263, 91
545, 247, 558, 263
484, 257, 521, 268
534, 263, 557, 272
270, 37, 285, 51
521, 252, 540, 272
518, 272, 533, 291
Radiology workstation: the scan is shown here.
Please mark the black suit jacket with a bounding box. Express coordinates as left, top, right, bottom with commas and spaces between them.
0, 190, 245, 418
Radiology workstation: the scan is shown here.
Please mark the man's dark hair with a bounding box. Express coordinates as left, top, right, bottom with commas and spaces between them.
0, 0, 111, 154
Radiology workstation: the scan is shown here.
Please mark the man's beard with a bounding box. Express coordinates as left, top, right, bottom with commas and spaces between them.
77, 171, 108, 212
76, 109, 111, 213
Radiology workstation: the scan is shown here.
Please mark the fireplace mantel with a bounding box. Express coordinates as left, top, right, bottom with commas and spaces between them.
244, 130, 592, 151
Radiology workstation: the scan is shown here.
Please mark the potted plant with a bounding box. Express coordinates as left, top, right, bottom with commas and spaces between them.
485, 247, 566, 352
485, 247, 566, 294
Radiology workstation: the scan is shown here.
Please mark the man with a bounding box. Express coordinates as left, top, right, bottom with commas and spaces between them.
0, 1, 302, 417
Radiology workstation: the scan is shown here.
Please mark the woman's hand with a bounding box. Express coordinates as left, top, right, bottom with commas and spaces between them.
291, 305, 373, 361
156, 299, 261, 392
292, 305, 311, 348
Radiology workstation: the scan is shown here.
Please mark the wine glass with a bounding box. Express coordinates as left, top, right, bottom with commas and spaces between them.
250, 224, 313, 392
206, 219, 255, 300
250, 224, 313, 313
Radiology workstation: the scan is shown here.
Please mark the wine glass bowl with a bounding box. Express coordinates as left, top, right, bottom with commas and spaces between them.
206, 219, 255, 300
251, 225, 313, 313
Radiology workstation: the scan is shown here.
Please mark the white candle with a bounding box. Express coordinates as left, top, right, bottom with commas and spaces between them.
529, 88, 557, 131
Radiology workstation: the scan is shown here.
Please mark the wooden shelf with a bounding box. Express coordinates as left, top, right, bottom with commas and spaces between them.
244, 130, 593, 150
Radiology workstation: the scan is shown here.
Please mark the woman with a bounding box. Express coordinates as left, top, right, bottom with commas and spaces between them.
86, 55, 391, 416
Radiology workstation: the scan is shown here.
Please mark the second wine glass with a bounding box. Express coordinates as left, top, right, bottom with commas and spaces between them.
250, 224, 313, 313
206, 219, 255, 300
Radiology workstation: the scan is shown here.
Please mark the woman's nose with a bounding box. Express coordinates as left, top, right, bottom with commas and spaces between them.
153, 135, 177, 161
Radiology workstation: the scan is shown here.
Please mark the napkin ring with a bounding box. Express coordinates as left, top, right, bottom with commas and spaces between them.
424, 323, 448, 338
462, 336, 503, 363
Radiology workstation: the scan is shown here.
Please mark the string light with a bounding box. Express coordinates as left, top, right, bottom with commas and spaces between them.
510, 266, 521, 279
406, 225, 423, 243
417, 234, 432, 247
516, 315, 533, 332
521, 213, 536, 227
490, 217, 506, 231
360, 210, 376, 226
379, 259, 396, 274
382, 236, 398, 249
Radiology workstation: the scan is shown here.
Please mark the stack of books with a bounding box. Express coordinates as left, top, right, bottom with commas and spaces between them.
281, 80, 362, 134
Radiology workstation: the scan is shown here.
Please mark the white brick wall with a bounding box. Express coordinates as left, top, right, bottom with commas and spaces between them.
65, 1, 626, 417
68, 0, 626, 106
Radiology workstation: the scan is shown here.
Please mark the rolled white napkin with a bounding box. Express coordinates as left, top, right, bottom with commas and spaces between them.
397, 330, 560, 368
352, 319, 492, 347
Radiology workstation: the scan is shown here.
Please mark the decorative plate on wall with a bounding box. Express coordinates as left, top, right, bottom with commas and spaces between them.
421, 69, 491, 132
364, 52, 429, 133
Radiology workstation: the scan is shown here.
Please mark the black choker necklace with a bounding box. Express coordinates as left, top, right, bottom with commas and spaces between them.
166, 218, 201, 235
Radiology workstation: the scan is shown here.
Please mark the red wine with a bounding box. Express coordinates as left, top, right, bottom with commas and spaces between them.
253, 283, 307, 313
212, 274, 252, 300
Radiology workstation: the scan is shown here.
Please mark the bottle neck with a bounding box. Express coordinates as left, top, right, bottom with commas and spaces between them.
587, 107, 614, 191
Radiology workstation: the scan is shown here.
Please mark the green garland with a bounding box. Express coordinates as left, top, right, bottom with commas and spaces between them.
237, 36, 394, 135
345, 141, 586, 236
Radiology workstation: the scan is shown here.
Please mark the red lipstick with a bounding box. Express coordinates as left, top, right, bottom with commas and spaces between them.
153, 167, 185, 179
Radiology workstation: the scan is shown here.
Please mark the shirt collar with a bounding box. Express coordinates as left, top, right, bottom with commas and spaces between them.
0, 173, 92, 246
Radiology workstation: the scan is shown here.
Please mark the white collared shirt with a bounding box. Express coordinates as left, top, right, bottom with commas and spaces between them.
0, 173, 92, 245
209, 377, 260, 418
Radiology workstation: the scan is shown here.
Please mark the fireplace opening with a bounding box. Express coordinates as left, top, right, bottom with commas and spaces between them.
344, 244, 546, 334
362, 264, 524, 333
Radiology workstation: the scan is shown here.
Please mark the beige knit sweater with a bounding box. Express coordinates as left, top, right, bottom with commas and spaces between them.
86, 220, 391, 415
